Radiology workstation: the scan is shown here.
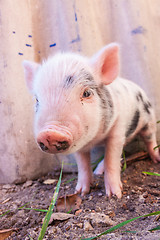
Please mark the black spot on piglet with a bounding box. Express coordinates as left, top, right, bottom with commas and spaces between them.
144, 101, 152, 114
136, 92, 152, 114
136, 92, 143, 102
64, 75, 74, 88
141, 124, 149, 132
126, 110, 140, 137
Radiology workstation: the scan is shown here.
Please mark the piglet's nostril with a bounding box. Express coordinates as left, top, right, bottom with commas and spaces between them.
55, 141, 70, 151
39, 142, 49, 151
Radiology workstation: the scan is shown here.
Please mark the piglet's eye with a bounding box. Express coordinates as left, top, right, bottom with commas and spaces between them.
82, 89, 92, 98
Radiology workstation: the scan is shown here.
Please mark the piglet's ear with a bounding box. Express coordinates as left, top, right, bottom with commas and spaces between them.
90, 43, 119, 85
23, 60, 40, 93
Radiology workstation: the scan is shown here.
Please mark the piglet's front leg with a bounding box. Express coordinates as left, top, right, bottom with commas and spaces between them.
104, 127, 124, 198
75, 151, 93, 196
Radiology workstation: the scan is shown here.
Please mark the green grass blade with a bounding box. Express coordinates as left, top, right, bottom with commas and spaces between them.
122, 230, 137, 233
81, 211, 160, 240
22, 208, 48, 212
18, 202, 31, 209
0, 202, 31, 217
0, 210, 11, 217
142, 171, 160, 177
122, 150, 127, 172
67, 208, 73, 214
154, 145, 160, 150
63, 177, 77, 185
28, 235, 34, 240
38, 162, 63, 240
149, 225, 160, 231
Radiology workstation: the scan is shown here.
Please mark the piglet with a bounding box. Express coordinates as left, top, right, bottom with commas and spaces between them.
23, 43, 160, 198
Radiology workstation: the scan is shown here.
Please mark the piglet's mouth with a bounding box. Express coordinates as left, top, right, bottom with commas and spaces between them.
36, 126, 73, 154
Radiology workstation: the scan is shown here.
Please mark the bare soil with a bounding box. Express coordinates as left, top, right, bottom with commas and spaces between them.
0, 156, 160, 240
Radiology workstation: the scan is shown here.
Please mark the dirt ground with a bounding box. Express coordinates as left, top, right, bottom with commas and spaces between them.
0, 154, 160, 240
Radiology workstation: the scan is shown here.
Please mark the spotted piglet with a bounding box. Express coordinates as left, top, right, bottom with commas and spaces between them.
23, 43, 160, 198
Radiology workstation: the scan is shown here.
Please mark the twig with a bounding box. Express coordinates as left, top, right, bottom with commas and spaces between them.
121, 151, 148, 164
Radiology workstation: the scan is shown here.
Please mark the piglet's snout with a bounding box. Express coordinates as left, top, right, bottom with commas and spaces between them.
37, 129, 73, 154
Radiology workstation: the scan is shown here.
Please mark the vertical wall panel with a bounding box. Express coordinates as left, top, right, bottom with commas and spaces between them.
0, 0, 58, 183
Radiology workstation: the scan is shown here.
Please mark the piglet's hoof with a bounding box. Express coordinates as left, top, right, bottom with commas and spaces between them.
105, 177, 123, 199
75, 180, 93, 196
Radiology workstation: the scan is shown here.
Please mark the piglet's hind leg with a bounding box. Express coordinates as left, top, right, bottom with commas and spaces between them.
94, 158, 104, 175
140, 123, 160, 163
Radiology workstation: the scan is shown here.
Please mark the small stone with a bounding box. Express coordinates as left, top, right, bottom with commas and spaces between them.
15, 200, 22, 206
84, 212, 115, 226
25, 237, 30, 240
95, 206, 102, 212
15, 218, 24, 228
131, 189, 136, 194
122, 203, 128, 210
75, 209, 82, 215
139, 194, 145, 203
84, 221, 94, 231
143, 192, 148, 198
2, 184, 13, 189
28, 229, 37, 239
76, 222, 83, 228
108, 211, 115, 218
88, 195, 93, 201
135, 186, 143, 191
17, 210, 25, 217
13, 176, 27, 184
23, 180, 33, 188
65, 223, 72, 231
98, 192, 103, 197
64, 233, 71, 238
84, 208, 92, 212
12, 204, 18, 210
43, 179, 57, 185
48, 226, 57, 234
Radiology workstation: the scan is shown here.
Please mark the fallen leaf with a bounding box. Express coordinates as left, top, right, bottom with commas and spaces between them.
42, 212, 74, 225
0, 229, 16, 240
56, 193, 82, 212
52, 212, 74, 221
43, 179, 58, 185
